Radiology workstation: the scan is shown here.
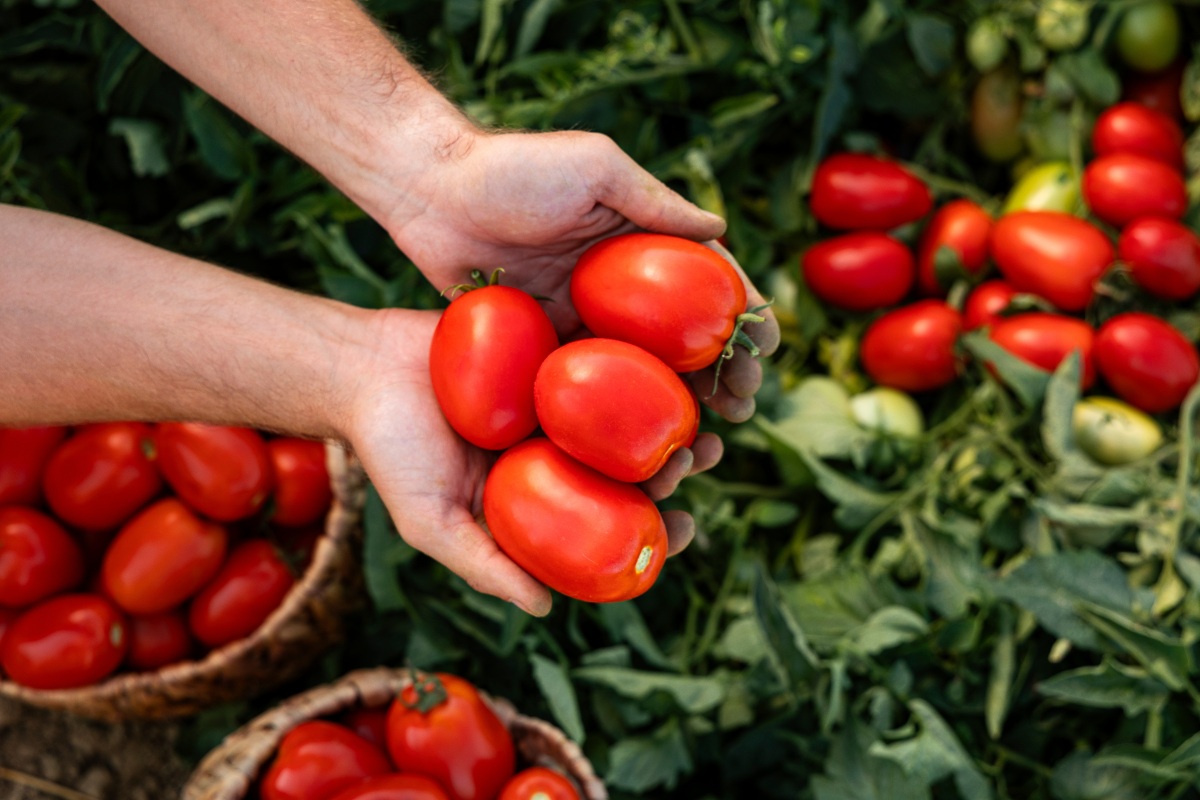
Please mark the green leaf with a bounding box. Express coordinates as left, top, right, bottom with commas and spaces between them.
757, 377, 864, 460
753, 562, 819, 690
783, 566, 905, 652
906, 13, 956, 77
0, 16, 85, 58
870, 700, 993, 800
474, 0, 508, 65
709, 92, 780, 130
810, 22, 858, 165
443, 0, 481, 35
1055, 49, 1121, 106
596, 602, 678, 671
529, 653, 585, 744
183, 91, 251, 181
1037, 661, 1170, 716
813, 718, 931, 800
1076, 602, 1193, 692
909, 514, 985, 619
177, 198, 235, 230
361, 484, 409, 613
95, 30, 141, 113
107, 118, 169, 178
962, 331, 1050, 408
1184, 55, 1200, 123
1042, 352, 1082, 460
606, 718, 693, 793
794, 448, 901, 531
1050, 751, 1142, 800
571, 667, 726, 714
842, 606, 928, 656
513, 0, 559, 58
985, 606, 1015, 739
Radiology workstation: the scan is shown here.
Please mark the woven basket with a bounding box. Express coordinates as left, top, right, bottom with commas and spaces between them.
0, 442, 368, 722
181, 667, 608, 800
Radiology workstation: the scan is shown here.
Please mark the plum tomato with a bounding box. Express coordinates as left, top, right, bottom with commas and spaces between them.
329, 774, 451, 800
156, 423, 272, 522
1092, 102, 1184, 168
261, 720, 393, 800
990, 211, 1113, 312
1094, 312, 1199, 413
1082, 153, 1186, 227
809, 153, 932, 230
989, 313, 1096, 388
963, 281, 1019, 331
1002, 162, 1079, 215
801, 232, 914, 310
1115, 1, 1181, 74
126, 610, 192, 671
916, 200, 992, 295
483, 438, 667, 603
340, 707, 390, 751
497, 767, 581, 800
570, 233, 749, 373
42, 422, 161, 532
972, 69, 1024, 163
1073, 396, 1163, 466
386, 672, 515, 800
0, 507, 84, 607
430, 282, 559, 450
187, 538, 296, 648
267, 438, 333, 528
1118, 217, 1200, 301
859, 301, 963, 392
0, 426, 66, 507
0, 594, 127, 689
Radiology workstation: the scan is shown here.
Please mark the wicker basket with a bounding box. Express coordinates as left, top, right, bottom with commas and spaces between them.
181, 667, 608, 800
0, 442, 368, 722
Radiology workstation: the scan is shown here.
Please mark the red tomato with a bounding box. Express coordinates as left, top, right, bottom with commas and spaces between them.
990, 212, 1114, 311
42, 423, 161, 532
387, 673, 515, 800
340, 708, 390, 751
1092, 102, 1184, 168
1122, 60, 1186, 120
328, 774, 451, 800
800, 232, 914, 310
0, 426, 66, 507
267, 438, 332, 528
859, 301, 962, 392
963, 281, 1019, 331
1082, 153, 1186, 228
1119, 217, 1200, 301
0, 594, 127, 689
126, 610, 192, 670
1095, 312, 1199, 413
571, 233, 748, 373
0, 507, 84, 607
497, 767, 581, 800
483, 439, 668, 603
261, 720, 392, 800
101, 498, 228, 615
809, 153, 933, 230
534, 339, 698, 483
916, 200, 992, 296
188, 538, 295, 647
155, 423, 273, 522
989, 313, 1096, 388
430, 285, 559, 451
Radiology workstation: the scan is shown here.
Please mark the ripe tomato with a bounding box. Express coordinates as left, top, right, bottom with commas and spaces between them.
534, 339, 698, 483
990, 211, 1113, 312
1118, 217, 1200, 301
261, 720, 392, 800
156, 423, 272, 522
989, 313, 1096, 388
1114, 1, 1181, 74
809, 153, 932, 230
1082, 153, 1186, 228
42, 423, 161, 532
387, 672, 515, 800
1123, 60, 1185, 120
916, 200, 992, 295
1094, 313, 1199, 413
0, 594, 127, 689
1092, 102, 1184, 168
972, 69, 1024, 163
963, 281, 1019, 331
1073, 397, 1163, 466
328, 775, 451, 800
801, 232, 914, 310
187, 538, 296, 647
571, 233, 748, 373
497, 767, 581, 800
430, 284, 559, 450
0, 426, 66, 507
126, 610, 192, 670
341, 707, 390, 751
0, 507, 84, 607
1002, 162, 1079, 215
267, 438, 333, 528
101, 498, 228, 615
483, 438, 668, 603
859, 301, 962, 392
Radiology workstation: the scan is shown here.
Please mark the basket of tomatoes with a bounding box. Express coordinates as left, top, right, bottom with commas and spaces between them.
181, 667, 605, 800
0, 422, 367, 720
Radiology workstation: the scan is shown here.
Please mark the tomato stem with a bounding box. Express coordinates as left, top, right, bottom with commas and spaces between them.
442, 268, 506, 299
709, 302, 772, 398
400, 667, 449, 714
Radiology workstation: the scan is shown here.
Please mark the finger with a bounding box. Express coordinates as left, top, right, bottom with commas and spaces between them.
688, 370, 756, 423
703, 240, 782, 358
663, 510, 696, 557
719, 348, 763, 399
688, 432, 724, 475
641, 447, 694, 502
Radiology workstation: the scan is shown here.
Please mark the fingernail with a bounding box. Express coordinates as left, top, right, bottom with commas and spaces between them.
512, 596, 552, 617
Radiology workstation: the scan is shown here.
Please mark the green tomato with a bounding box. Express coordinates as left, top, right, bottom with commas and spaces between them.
972, 68, 1025, 163
1072, 396, 1163, 466
850, 388, 925, 438
967, 17, 1009, 72
1003, 161, 1079, 214
1036, 0, 1091, 51
1115, 1, 1181, 74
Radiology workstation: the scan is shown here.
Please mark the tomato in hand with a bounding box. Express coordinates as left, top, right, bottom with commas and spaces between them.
387, 672, 515, 800
0, 594, 127, 689
156, 423, 272, 522
1118, 217, 1200, 301
188, 538, 296, 647
498, 767, 581, 800
1082, 153, 1186, 228
126, 610, 192, 670
267, 438, 332, 528
989, 313, 1096, 388
0, 426, 66, 507
916, 200, 992, 296
809, 153, 932, 230
1092, 102, 1184, 168
1094, 312, 1199, 413
261, 720, 392, 800
801, 232, 914, 310
42, 422, 161, 532
859, 301, 962, 392
0, 507, 84, 607
571, 233, 749, 373
328, 774, 451, 800
963, 281, 1019, 331
990, 211, 1113, 312
340, 708, 390, 751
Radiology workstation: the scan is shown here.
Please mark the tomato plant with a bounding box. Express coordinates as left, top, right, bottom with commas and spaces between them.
497, 767, 581, 800
1094, 313, 1199, 413
261, 720, 393, 800
0, 426, 66, 507
1091, 102, 1184, 168
1114, 1, 1181, 73
916, 200, 991, 295
267, 438, 333, 528
0, 594, 127, 689
859, 301, 962, 392
155, 423, 273, 522
0, 506, 84, 607
800, 232, 914, 310
329, 774, 451, 800
42, 422, 161, 532
188, 538, 296, 647
990, 211, 1113, 312
989, 313, 1096, 388
809, 153, 932, 230
1072, 397, 1163, 466
962, 281, 1019, 331
126, 610, 192, 670
1082, 153, 1187, 227
1118, 217, 1200, 301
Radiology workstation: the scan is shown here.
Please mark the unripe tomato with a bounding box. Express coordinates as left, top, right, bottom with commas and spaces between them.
1082, 153, 1187, 227
963, 281, 1019, 331
126, 611, 192, 670
387, 673, 515, 800
0, 426, 66, 507
0, 594, 127, 689
809, 153, 932, 230
966, 17, 1008, 72
990, 212, 1113, 312
859, 301, 963, 392
800, 232, 914, 310
972, 69, 1024, 162
42, 422, 161, 532
187, 538, 296, 647
1115, 1, 1181, 74
1092, 102, 1184, 168
340, 708, 389, 750
1123, 60, 1185, 120
483, 438, 667, 603
261, 720, 392, 800
989, 313, 1096, 388
1118, 217, 1200, 301
498, 767, 581, 800
570, 233, 748, 373
101, 498, 228, 615
329, 775, 451, 800
1036, 0, 1090, 51
534, 339, 698, 483
1002, 162, 1079, 215
1073, 397, 1163, 466
267, 438, 332, 528
0, 507, 84, 607
1094, 313, 1199, 413
156, 424, 272, 521
916, 200, 992, 295
849, 388, 924, 437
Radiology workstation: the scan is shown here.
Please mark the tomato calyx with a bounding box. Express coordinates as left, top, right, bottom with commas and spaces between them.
443, 268, 506, 299
400, 668, 450, 714
710, 301, 772, 397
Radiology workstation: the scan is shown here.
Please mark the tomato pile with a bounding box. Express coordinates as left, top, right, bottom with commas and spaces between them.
0, 422, 331, 689
258, 672, 580, 800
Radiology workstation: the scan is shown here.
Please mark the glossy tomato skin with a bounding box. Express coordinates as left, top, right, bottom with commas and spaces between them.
328, 774, 451, 800
0, 426, 66, 507
859, 301, 962, 392
430, 286, 559, 451
261, 720, 392, 800
126, 610, 192, 670
497, 767, 581, 800
156, 424, 272, 522
0, 594, 127, 689
963, 281, 1019, 331
101, 498, 228, 615
0, 507, 84, 607
42, 422, 161, 532
187, 538, 296, 647
387, 673, 515, 800
990, 211, 1114, 311
1092, 102, 1184, 167
571, 233, 747, 373
534, 339, 698, 483
1094, 313, 1199, 413
1082, 153, 1186, 227
341, 708, 390, 750
1118, 217, 1200, 301
801, 232, 914, 310
989, 313, 1096, 388
810, 153, 932, 230
267, 438, 332, 528
484, 439, 668, 603
916, 200, 992, 295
